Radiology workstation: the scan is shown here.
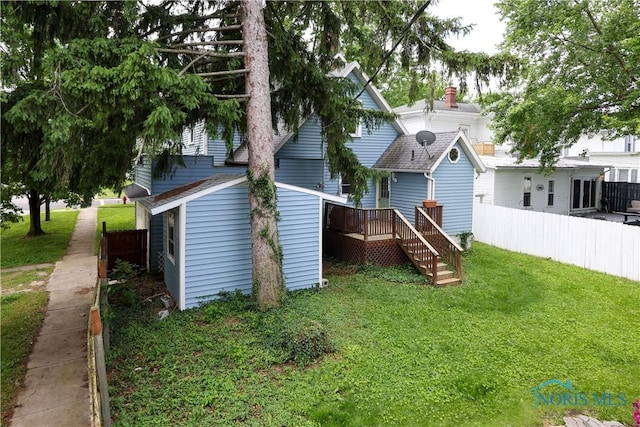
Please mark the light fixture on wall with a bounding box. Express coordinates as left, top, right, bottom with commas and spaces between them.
391, 172, 397, 183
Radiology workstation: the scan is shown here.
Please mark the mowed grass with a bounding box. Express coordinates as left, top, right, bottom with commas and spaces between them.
95, 204, 136, 253
0, 210, 79, 268
107, 243, 640, 426
0, 291, 48, 421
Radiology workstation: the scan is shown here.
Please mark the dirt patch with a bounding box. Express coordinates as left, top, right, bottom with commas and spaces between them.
322, 259, 358, 276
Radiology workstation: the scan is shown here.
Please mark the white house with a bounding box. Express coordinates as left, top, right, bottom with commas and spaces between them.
560, 133, 639, 184
475, 146, 606, 215
394, 87, 493, 143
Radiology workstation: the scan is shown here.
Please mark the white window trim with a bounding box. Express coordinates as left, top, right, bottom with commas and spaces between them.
349, 121, 362, 138
167, 211, 176, 264
339, 175, 351, 196
448, 147, 460, 163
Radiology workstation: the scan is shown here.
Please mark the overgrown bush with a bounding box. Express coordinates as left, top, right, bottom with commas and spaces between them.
262, 310, 334, 367
106, 260, 142, 306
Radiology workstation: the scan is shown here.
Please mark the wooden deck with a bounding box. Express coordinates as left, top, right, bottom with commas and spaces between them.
323, 203, 462, 286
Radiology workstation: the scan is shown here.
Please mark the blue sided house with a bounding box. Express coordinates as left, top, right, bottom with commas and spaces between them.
124, 59, 486, 309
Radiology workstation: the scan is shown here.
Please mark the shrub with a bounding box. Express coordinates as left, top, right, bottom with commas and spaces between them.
263, 311, 334, 367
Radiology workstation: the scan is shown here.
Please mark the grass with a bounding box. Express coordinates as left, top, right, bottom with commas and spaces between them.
0, 210, 79, 269
95, 204, 136, 253
106, 243, 640, 426
0, 267, 55, 292
0, 291, 48, 421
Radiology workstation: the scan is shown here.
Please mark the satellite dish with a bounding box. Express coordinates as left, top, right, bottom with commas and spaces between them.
416, 130, 436, 147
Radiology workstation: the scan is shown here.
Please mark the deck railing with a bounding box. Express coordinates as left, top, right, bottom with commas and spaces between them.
415, 206, 462, 278
393, 209, 440, 282
325, 203, 394, 240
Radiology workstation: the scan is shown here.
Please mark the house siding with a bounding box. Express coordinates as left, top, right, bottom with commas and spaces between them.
277, 187, 321, 291
389, 172, 428, 224
151, 156, 245, 194
149, 215, 164, 272
163, 208, 181, 302
181, 121, 206, 155
275, 158, 325, 191
276, 116, 324, 159
209, 132, 244, 166
433, 142, 475, 234
134, 159, 152, 191
492, 168, 577, 215
473, 168, 495, 205
183, 186, 252, 308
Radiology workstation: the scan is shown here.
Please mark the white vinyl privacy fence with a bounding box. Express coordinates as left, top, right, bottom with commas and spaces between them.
473, 204, 640, 282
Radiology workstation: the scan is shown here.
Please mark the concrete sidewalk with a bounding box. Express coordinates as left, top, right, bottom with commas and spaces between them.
10, 207, 97, 427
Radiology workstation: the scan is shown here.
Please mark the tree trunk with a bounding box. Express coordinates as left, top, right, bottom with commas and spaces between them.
241, 0, 284, 308
45, 196, 51, 221
27, 188, 45, 236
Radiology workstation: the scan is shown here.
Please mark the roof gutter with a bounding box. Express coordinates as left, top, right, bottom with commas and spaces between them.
424, 172, 435, 200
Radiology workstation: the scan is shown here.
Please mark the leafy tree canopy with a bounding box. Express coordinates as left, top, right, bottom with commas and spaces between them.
490, 0, 640, 168
1, 0, 520, 226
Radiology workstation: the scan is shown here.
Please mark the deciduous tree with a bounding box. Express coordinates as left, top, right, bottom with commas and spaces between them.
490, 0, 640, 168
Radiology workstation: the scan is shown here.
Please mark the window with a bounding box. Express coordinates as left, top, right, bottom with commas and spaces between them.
572, 178, 597, 209
523, 177, 532, 207
188, 127, 195, 146
547, 180, 554, 206
167, 211, 175, 263
625, 135, 636, 152
448, 147, 460, 163
349, 101, 362, 138
349, 122, 362, 138
339, 175, 351, 196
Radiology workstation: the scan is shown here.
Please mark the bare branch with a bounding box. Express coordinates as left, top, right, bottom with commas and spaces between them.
196, 68, 249, 77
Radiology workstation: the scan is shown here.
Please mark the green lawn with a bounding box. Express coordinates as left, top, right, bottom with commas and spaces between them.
0, 210, 79, 269
107, 243, 640, 426
95, 204, 136, 253
0, 292, 48, 421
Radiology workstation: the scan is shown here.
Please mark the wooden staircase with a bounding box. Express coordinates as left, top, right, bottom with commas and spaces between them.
392, 210, 461, 286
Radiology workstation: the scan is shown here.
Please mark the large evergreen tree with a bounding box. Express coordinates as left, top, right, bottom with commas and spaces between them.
490, 0, 640, 168
1, 0, 516, 305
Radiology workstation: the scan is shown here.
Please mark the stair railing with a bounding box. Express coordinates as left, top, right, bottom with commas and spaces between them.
392, 209, 440, 283
415, 207, 463, 278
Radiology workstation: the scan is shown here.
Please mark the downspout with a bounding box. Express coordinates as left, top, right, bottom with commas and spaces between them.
424, 172, 435, 200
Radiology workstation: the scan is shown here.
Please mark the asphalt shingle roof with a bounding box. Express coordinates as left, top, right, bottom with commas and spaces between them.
138, 174, 245, 213
373, 131, 460, 171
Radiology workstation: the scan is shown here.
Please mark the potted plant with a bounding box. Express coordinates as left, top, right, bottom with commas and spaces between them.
422, 200, 437, 208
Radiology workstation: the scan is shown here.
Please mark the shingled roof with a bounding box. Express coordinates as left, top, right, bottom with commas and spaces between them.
138, 174, 246, 215
373, 130, 486, 173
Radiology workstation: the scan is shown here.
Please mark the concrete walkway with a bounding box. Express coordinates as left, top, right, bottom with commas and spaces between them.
10, 207, 97, 427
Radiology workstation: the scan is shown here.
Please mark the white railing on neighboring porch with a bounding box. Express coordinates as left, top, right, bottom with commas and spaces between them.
473, 203, 640, 282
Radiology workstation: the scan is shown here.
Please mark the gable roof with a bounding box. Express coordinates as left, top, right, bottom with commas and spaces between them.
138, 173, 347, 216
121, 182, 150, 200
228, 60, 408, 165
373, 130, 486, 173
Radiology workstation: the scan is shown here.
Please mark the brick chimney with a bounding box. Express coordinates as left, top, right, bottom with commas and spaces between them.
444, 87, 458, 109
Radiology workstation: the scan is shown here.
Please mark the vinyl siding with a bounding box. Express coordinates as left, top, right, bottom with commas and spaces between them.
276, 116, 324, 159
275, 158, 325, 190
209, 132, 244, 166
148, 215, 164, 272
278, 188, 321, 290
389, 172, 428, 224
183, 186, 252, 308
473, 168, 495, 205
181, 121, 206, 155
151, 156, 245, 194
433, 142, 474, 234
134, 159, 152, 191
162, 209, 180, 301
